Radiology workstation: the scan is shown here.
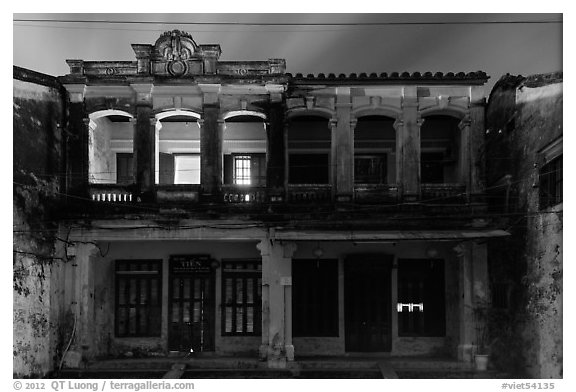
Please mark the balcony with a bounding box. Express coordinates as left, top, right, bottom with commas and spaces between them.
156, 184, 200, 203
287, 184, 333, 203
354, 184, 399, 204
421, 183, 467, 203
89, 184, 133, 202
222, 185, 266, 204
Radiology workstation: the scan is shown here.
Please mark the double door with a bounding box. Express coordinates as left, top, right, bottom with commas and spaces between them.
168, 257, 215, 352
344, 256, 392, 352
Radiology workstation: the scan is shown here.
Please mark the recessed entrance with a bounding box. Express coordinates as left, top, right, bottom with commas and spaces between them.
344, 255, 392, 352
168, 255, 215, 352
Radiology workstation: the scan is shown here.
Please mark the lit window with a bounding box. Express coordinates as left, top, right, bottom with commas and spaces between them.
222, 260, 262, 336
234, 156, 251, 185
174, 155, 200, 184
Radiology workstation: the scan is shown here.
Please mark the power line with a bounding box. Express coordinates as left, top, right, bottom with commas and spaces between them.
13, 18, 563, 27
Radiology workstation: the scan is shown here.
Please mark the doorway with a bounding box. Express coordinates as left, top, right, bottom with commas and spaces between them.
168, 256, 215, 352
344, 255, 392, 352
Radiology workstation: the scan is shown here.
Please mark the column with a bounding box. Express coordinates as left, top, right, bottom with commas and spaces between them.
63, 84, 88, 198
458, 116, 472, 202
257, 238, 297, 368
131, 84, 155, 200
65, 243, 99, 366
454, 241, 489, 362
266, 99, 286, 201
335, 89, 353, 202
399, 95, 422, 201
454, 242, 473, 361
199, 84, 222, 202
468, 100, 487, 203
329, 119, 338, 197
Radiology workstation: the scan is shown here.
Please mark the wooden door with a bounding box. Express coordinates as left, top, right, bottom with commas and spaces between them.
344, 256, 392, 352
168, 256, 215, 352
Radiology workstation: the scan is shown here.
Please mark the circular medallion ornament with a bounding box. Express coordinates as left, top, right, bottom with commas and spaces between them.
167, 60, 187, 77
105, 67, 116, 75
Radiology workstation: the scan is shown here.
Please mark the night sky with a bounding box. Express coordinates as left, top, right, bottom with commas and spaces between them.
13, 13, 562, 95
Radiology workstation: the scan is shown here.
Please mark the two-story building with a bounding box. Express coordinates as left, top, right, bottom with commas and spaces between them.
14, 30, 510, 375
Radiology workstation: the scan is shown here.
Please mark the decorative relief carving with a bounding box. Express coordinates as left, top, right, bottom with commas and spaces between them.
155, 30, 198, 61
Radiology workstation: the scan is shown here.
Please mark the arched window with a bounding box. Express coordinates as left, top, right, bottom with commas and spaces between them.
354, 115, 396, 185
88, 111, 133, 185
287, 115, 331, 184
222, 113, 267, 186
420, 115, 461, 184
155, 111, 201, 185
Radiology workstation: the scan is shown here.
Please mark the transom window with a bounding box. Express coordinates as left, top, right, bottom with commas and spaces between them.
221, 260, 262, 336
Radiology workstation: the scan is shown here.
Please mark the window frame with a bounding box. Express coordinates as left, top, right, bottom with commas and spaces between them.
233, 155, 252, 185
538, 138, 562, 210
221, 259, 262, 337
115, 259, 163, 338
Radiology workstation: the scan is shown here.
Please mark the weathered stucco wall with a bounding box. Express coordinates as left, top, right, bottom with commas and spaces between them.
79, 239, 462, 359
486, 73, 562, 378
13, 67, 68, 377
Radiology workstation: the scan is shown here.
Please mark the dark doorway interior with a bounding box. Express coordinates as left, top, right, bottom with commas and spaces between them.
168, 256, 215, 352
344, 255, 392, 352
292, 259, 339, 337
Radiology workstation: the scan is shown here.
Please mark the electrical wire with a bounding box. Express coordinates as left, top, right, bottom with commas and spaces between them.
13, 18, 563, 26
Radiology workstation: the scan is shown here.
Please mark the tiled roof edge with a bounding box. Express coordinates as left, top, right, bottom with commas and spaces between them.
286, 71, 489, 82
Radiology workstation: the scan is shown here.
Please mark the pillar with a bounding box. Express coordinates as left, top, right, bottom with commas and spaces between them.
469, 101, 487, 202
199, 111, 222, 201
454, 242, 474, 362
257, 238, 297, 368
131, 84, 155, 200
459, 116, 472, 202
266, 99, 286, 200
398, 95, 422, 201
329, 119, 338, 197
64, 243, 99, 366
335, 89, 353, 202
63, 84, 88, 198
454, 241, 490, 362
199, 84, 222, 202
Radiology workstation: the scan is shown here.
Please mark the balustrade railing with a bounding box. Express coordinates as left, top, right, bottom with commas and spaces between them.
89, 185, 133, 202
354, 184, 399, 204
287, 184, 333, 202
421, 183, 467, 203
222, 185, 266, 204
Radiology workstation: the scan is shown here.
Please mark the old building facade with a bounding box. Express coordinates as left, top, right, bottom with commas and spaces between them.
14, 30, 514, 376
485, 72, 562, 378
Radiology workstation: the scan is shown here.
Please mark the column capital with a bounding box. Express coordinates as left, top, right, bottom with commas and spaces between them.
328, 118, 338, 130
265, 84, 285, 103
130, 83, 154, 106
350, 118, 358, 130
63, 84, 86, 103
458, 115, 472, 130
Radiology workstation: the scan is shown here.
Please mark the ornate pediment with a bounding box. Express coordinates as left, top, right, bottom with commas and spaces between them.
154, 30, 198, 61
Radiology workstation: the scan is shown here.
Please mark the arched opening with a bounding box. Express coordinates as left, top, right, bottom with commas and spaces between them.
222, 114, 267, 186
88, 111, 134, 185
287, 115, 331, 184
420, 115, 462, 184
155, 112, 201, 185
354, 115, 397, 185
